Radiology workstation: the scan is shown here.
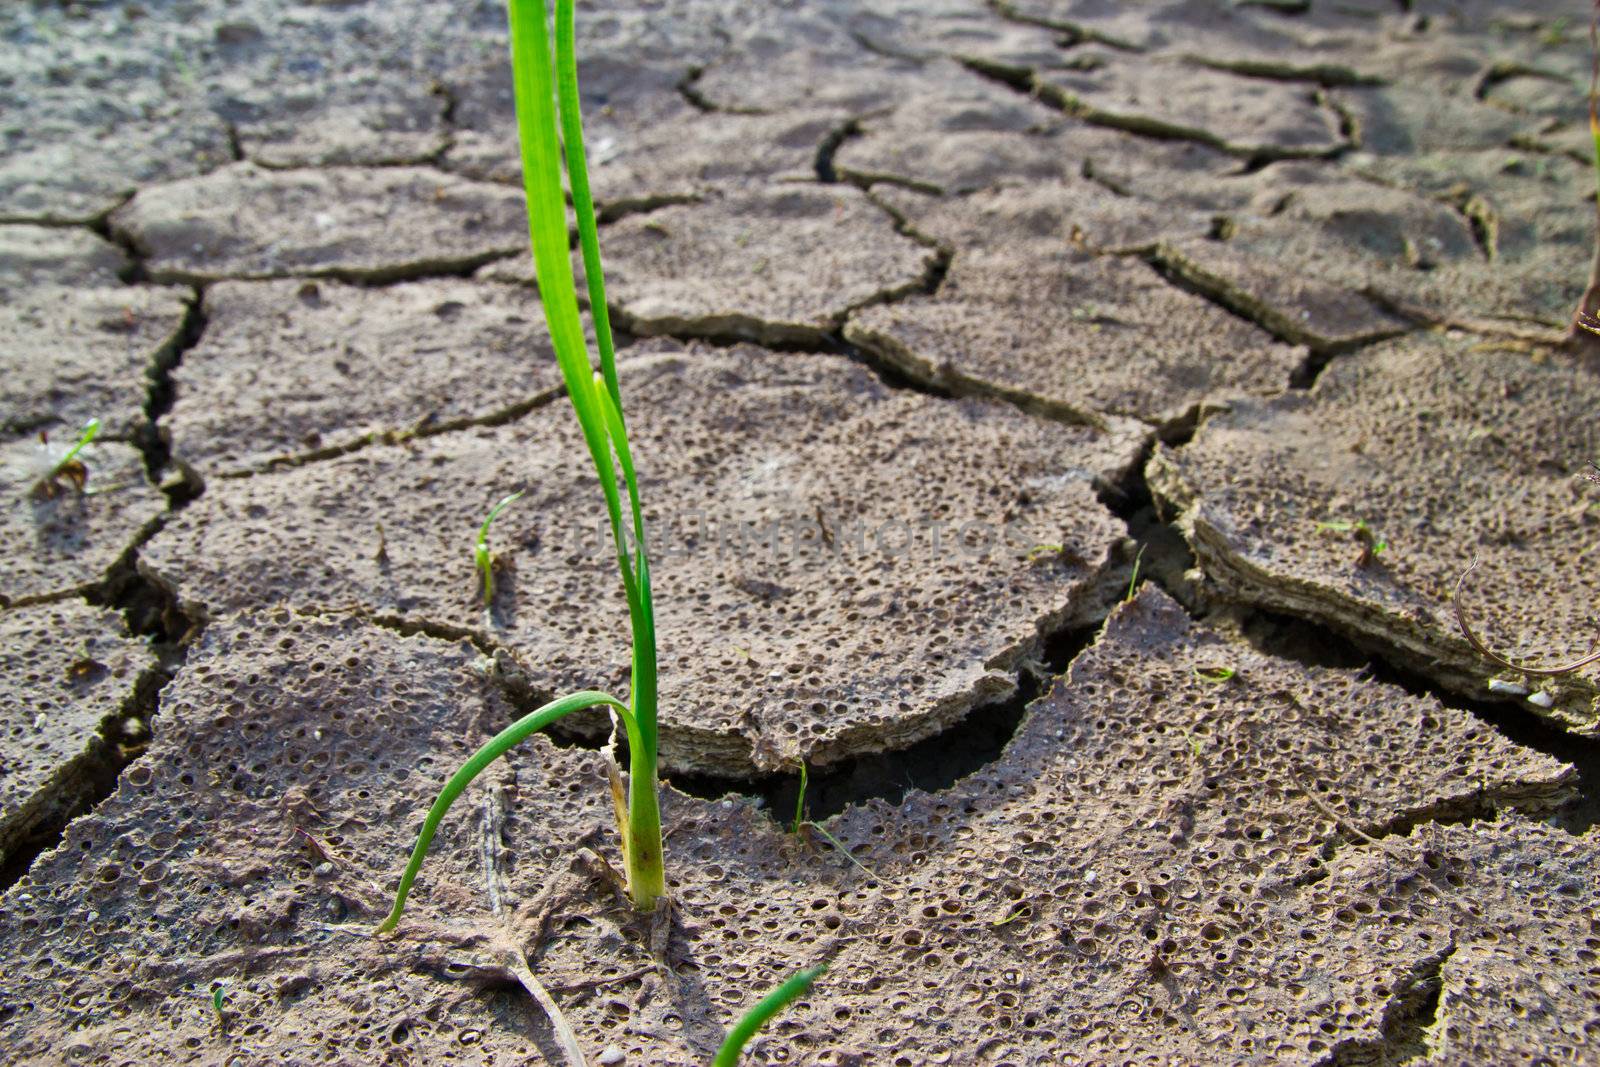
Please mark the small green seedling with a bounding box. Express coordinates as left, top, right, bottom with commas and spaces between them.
474, 491, 524, 606
1315, 519, 1386, 568
787, 761, 888, 884
382, 0, 666, 934
31, 417, 101, 498
210, 983, 226, 1027
1125, 543, 1146, 600
991, 901, 1034, 928
790, 760, 809, 836
712, 966, 826, 1067
1026, 542, 1064, 562
1193, 666, 1235, 683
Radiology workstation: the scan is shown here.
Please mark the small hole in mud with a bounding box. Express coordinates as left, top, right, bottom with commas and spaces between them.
390, 1022, 410, 1044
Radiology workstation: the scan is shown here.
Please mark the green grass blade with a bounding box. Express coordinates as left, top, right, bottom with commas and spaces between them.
378, 689, 638, 933
504, 0, 663, 913
594, 373, 648, 560
506, 0, 636, 599
475, 490, 524, 605
711, 966, 826, 1067
55, 417, 101, 473
790, 760, 809, 835
555, 0, 622, 412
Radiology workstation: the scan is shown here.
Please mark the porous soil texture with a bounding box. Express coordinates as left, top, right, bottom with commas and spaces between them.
3, 1, 1599, 1064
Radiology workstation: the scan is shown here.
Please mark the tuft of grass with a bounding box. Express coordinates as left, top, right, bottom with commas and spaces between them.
1315, 518, 1386, 567
31, 417, 101, 498
790, 759, 809, 836
380, 0, 665, 934
787, 760, 888, 883
474, 490, 524, 606
712, 966, 826, 1067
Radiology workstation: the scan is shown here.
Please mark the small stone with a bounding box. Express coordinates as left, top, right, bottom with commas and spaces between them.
214, 21, 261, 45
598, 1046, 625, 1065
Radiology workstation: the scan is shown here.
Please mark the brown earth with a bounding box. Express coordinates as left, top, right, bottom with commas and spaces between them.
2, 0, 1599, 1063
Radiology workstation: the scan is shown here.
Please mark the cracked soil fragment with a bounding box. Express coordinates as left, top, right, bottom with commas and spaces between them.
0, 599, 156, 877
165, 279, 566, 477
0, 613, 577, 1065
1035, 51, 1349, 159
1, 437, 166, 607
0, 225, 129, 289
846, 181, 1303, 426
110, 163, 528, 285
1150, 330, 1600, 732
0, 590, 1581, 1064
223, 69, 450, 169
142, 342, 1145, 775
0, 285, 191, 441
601, 186, 939, 345
1151, 158, 1592, 341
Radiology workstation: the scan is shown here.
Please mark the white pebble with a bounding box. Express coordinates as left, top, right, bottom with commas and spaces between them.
598, 1045, 625, 1065
1486, 678, 1528, 697
1528, 691, 1555, 708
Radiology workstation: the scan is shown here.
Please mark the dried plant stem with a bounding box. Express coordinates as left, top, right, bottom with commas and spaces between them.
1453, 560, 1600, 677
481, 781, 588, 1067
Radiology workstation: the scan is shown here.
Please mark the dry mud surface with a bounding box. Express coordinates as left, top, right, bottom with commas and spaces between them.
3, 0, 1599, 1063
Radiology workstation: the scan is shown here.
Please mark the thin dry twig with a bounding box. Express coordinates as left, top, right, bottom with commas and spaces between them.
1452, 559, 1600, 677
480, 788, 510, 920
1285, 766, 1413, 868
498, 944, 590, 1067
546, 965, 654, 996
480, 784, 589, 1067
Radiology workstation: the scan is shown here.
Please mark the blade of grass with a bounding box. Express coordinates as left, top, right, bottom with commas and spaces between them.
386, 0, 667, 928
504, 0, 665, 910
790, 760, 809, 836
55, 417, 100, 474
378, 690, 639, 933
555, 0, 622, 413
506, 0, 635, 598
475, 490, 525, 606
711, 966, 826, 1067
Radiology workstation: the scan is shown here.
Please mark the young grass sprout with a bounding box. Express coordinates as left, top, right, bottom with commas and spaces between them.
30, 417, 101, 498
475, 490, 524, 606
380, 0, 665, 934
1315, 519, 1386, 568
787, 760, 888, 884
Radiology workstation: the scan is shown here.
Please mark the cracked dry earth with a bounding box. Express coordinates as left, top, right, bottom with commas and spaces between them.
3, 1, 1600, 1065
